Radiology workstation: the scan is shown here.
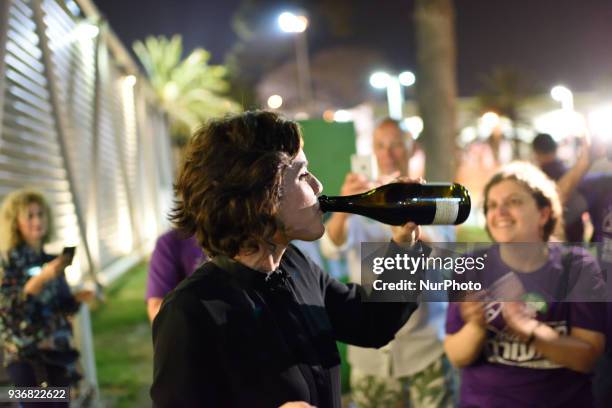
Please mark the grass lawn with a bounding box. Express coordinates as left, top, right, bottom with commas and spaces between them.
457, 225, 490, 243
91, 263, 152, 408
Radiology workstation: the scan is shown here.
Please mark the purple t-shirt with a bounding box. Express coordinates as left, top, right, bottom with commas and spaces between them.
541, 159, 567, 180
579, 173, 612, 248
446, 245, 605, 407
146, 229, 206, 300
541, 159, 586, 242
579, 173, 612, 346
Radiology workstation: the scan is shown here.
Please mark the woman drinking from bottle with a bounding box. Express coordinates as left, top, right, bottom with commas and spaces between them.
444, 162, 606, 407
150, 110, 427, 408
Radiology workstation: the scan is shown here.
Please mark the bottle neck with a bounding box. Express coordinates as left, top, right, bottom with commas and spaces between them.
318, 195, 355, 213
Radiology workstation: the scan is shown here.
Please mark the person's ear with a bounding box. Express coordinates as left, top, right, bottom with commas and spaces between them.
539, 206, 552, 227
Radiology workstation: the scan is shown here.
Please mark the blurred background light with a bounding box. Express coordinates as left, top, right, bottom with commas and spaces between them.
588, 105, 612, 141
322, 110, 335, 122
398, 71, 416, 87
76, 22, 100, 39
123, 75, 137, 87
550, 85, 574, 110
401, 116, 423, 139
333, 109, 353, 122
369, 71, 390, 89
278, 12, 308, 33
267, 94, 283, 109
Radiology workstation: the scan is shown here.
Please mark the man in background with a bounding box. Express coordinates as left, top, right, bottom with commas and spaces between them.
532, 132, 587, 242
320, 118, 455, 407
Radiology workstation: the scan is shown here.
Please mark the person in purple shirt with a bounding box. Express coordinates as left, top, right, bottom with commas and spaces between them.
532, 132, 587, 242
146, 229, 206, 322
556, 137, 612, 275
445, 162, 606, 407
556, 139, 612, 407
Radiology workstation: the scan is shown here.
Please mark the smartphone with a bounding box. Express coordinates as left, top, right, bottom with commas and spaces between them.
62, 246, 76, 265
26, 266, 42, 277
351, 154, 376, 181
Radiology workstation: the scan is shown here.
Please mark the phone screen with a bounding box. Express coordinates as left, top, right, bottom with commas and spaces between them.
351, 154, 377, 181
62, 246, 76, 264
27, 266, 42, 277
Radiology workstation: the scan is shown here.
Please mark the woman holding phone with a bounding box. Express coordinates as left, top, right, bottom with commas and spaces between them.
0, 189, 91, 405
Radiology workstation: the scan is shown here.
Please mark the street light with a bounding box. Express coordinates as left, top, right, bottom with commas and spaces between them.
547, 84, 587, 143
278, 12, 308, 33
278, 11, 313, 112
398, 71, 416, 87
369, 70, 415, 120
551, 85, 574, 111
267, 94, 283, 109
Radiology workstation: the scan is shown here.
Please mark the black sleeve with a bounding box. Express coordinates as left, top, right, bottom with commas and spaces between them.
321, 241, 427, 348
150, 292, 227, 407
323, 277, 417, 348
56, 277, 80, 315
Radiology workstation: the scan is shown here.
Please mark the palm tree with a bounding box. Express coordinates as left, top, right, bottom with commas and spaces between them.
414, 0, 458, 182
133, 35, 240, 145
475, 66, 532, 158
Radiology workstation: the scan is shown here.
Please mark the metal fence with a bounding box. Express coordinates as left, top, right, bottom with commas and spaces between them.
0, 0, 174, 398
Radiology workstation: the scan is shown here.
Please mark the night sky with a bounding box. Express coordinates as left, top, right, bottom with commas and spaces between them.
93, 0, 612, 96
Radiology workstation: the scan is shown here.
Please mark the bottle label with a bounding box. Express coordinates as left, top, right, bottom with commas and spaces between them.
433, 198, 459, 224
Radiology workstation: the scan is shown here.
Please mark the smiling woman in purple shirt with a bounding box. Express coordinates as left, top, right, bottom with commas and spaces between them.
445, 162, 606, 407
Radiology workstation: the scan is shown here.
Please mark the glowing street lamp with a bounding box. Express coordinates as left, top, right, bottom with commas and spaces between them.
398, 71, 416, 87
369, 70, 415, 120
278, 12, 308, 33
551, 85, 574, 111
278, 11, 313, 111
267, 94, 283, 109
369, 72, 390, 89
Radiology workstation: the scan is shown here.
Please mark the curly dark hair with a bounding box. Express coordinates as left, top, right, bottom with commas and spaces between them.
170, 111, 303, 258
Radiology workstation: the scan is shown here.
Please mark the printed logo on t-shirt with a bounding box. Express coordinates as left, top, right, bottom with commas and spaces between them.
484, 301, 503, 323
484, 313, 567, 369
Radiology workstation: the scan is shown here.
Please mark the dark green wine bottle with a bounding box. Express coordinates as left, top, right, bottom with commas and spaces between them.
318, 182, 471, 226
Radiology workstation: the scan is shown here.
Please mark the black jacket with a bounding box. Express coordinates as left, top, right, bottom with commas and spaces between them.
151, 244, 419, 408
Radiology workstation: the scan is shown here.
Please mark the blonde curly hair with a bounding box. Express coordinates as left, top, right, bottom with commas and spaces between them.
0, 189, 54, 256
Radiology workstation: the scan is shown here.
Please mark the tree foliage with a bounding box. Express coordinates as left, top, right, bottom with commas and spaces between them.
226, 0, 358, 107
133, 35, 240, 144
475, 66, 532, 124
